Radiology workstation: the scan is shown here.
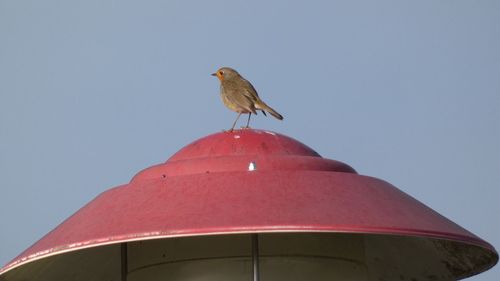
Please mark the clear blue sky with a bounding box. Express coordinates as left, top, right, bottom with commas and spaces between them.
1, 1, 499, 279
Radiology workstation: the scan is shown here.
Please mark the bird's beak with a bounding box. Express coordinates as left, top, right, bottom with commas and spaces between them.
211, 72, 223, 81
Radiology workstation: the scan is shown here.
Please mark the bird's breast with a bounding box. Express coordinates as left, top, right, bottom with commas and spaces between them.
220, 85, 251, 113
220, 92, 243, 112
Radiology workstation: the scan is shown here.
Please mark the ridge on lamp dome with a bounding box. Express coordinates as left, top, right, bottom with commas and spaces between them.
131, 129, 356, 182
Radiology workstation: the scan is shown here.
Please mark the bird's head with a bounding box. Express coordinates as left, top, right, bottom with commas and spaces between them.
211, 67, 240, 81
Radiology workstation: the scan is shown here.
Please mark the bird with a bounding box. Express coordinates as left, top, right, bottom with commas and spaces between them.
211, 67, 283, 131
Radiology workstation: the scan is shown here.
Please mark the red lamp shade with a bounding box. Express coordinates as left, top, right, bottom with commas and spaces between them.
0, 129, 497, 281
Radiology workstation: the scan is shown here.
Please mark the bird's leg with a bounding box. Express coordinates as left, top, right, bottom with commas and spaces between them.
243, 113, 252, 129
229, 113, 242, 132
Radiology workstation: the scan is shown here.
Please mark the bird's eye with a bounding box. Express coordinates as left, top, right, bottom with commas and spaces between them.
219, 71, 224, 76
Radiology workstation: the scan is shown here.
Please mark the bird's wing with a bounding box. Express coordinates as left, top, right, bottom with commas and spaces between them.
239, 78, 260, 100
239, 79, 266, 115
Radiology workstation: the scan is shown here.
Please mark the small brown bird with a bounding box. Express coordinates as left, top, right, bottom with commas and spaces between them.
211, 67, 283, 131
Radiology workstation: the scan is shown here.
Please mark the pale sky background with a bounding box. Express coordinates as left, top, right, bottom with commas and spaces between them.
0, 1, 499, 280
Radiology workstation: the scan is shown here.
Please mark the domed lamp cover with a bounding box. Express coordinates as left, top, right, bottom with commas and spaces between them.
0, 129, 497, 281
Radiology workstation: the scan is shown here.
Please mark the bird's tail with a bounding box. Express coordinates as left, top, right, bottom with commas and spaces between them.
255, 100, 283, 120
